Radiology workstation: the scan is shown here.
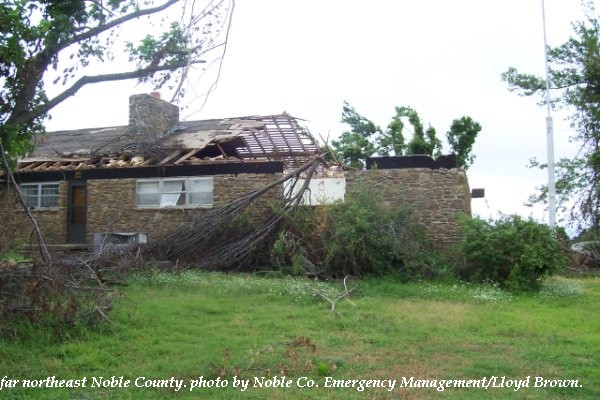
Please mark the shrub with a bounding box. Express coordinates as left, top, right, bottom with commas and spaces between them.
271, 180, 445, 279
457, 215, 568, 292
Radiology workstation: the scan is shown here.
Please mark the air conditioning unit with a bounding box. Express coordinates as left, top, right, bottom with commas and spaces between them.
93, 232, 148, 252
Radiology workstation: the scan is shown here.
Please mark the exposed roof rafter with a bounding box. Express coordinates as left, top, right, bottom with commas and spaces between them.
8, 114, 320, 175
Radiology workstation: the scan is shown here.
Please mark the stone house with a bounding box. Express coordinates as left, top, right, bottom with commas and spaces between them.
0, 93, 473, 250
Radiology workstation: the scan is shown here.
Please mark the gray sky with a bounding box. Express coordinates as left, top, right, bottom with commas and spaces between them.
43, 0, 593, 227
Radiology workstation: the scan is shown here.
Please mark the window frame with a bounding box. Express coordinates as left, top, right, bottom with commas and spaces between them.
136, 176, 214, 209
20, 182, 60, 210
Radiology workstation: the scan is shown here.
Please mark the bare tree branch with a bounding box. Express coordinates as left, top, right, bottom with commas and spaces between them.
4, 0, 211, 130
192, 0, 235, 112
10, 60, 206, 127
306, 276, 357, 313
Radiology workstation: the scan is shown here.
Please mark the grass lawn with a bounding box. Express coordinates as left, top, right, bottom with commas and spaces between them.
1, 271, 599, 399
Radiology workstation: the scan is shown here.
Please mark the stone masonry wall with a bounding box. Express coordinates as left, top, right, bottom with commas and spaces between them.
0, 168, 470, 250
0, 182, 67, 251
346, 168, 471, 246
86, 173, 282, 243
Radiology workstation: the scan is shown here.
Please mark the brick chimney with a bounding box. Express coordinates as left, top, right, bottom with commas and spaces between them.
128, 93, 179, 141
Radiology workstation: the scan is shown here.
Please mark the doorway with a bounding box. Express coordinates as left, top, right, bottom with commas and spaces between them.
67, 181, 87, 243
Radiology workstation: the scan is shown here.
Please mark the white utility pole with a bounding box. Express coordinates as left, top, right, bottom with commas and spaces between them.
542, 0, 557, 228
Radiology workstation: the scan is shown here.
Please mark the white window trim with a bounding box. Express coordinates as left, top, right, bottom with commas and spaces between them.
136, 177, 214, 209
20, 182, 60, 210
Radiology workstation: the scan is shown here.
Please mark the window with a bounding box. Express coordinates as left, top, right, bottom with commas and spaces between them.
20, 183, 60, 209
136, 177, 213, 208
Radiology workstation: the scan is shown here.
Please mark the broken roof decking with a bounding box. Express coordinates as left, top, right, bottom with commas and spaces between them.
13, 114, 319, 174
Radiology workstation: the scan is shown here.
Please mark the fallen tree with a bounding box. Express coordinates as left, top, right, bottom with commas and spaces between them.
147, 156, 324, 269
0, 245, 146, 333
0, 156, 326, 332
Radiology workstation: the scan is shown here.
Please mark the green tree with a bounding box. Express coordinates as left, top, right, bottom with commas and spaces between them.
400, 106, 442, 157
446, 116, 482, 169
332, 102, 480, 169
331, 101, 380, 169
502, 4, 600, 228
378, 107, 407, 156
0, 0, 233, 161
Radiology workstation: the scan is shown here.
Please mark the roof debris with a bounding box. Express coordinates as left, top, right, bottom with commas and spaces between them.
10, 114, 319, 174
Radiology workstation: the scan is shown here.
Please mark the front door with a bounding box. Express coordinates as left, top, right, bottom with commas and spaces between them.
67, 181, 87, 243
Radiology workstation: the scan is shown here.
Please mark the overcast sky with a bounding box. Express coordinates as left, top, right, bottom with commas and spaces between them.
43, 0, 595, 229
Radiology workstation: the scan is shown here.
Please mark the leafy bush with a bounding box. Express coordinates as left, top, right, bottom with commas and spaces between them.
457, 215, 568, 292
271, 180, 445, 279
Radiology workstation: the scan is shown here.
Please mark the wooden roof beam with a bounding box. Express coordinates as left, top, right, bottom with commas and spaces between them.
174, 148, 200, 164
19, 162, 38, 171
158, 149, 184, 165
32, 161, 51, 171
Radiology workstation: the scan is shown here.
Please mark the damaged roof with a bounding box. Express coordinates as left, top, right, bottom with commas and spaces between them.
16, 114, 319, 173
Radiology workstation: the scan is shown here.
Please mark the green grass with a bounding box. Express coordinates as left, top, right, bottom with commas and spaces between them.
1, 272, 599, 399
